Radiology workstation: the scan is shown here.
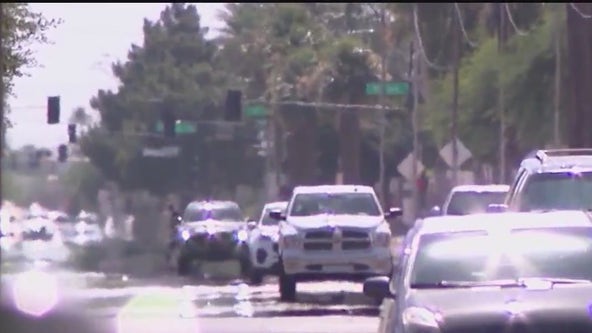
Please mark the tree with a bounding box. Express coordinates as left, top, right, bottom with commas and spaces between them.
1, 4, 60, 125
82, 3, 261, 198
566, 3, 592, 147
83, 3, 259, 197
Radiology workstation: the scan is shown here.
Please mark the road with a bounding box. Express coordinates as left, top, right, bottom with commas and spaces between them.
1, 269, 380, 333
1, 240, 385, 333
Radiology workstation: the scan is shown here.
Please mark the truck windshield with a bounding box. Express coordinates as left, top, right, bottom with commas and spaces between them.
183, 206, 243, 222
289, 193, 381, 217
519, 171, 592, 211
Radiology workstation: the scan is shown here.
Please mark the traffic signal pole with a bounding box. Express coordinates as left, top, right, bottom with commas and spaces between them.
378, 4, 388, 208
0, 3, 4, 204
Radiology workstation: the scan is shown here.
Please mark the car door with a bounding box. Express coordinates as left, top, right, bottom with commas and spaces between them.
379, 234, 413, 333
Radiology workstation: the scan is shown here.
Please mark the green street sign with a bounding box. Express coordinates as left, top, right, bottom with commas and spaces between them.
244, 105, 267, 118
365, 82, 410, 96
155, 121, 197, 134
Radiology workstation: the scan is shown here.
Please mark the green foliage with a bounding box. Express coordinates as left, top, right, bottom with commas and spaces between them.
60, 162, 104, 214
425, 6, 560, 162
1, 4, 60, 126
83, 3, 262, 198
77, 2, 565, 201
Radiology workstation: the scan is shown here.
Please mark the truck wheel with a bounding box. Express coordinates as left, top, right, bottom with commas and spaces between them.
279, 272, 296, 302
177, 254, 191, 276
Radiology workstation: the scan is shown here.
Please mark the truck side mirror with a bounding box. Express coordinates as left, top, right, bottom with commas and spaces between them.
385, 207, 403, 219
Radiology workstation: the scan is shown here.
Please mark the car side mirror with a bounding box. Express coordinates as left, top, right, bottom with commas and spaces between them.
247, 221, 257, 230
363, 276, 393, 300
486, 204, 508, 213
384, 207, 403, 219
429, 205, 441, 216
269, 209, 286, 221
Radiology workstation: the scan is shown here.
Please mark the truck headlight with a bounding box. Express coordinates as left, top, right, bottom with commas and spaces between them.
373, 233, 391, 247
402, 306, 441, 329
282, 234, 301, 249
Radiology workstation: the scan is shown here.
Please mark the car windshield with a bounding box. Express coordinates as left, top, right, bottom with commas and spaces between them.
289, 192, 381, 217
519, 171, 592, 211
409, 227, 592, 287
183, 205, 243, 222
446, 191, 507, 215
260, 206, 287, 225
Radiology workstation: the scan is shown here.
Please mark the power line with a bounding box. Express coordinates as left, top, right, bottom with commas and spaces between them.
453, 3, 478, 48
412, 4, 450, 71
504, 4, 528, 36
569, 3, 592, 19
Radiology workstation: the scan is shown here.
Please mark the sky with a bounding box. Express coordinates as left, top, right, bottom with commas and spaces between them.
6, 3, 227, 150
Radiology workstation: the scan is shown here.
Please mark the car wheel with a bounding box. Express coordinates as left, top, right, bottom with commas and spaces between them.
279, 271, 296, 302
177, 253, 191, 276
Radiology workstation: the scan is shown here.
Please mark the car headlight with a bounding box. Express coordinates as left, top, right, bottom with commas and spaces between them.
181, 230, 191, 241
281, 234, 301, 249
237, 229, 248, 242
402, 307, 441, 329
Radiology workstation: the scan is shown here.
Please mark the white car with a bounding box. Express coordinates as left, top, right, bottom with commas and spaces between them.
433, 184, 510, 216
270, 185, 402, 302
62, 221, 104, 246
241, 201, 288, 284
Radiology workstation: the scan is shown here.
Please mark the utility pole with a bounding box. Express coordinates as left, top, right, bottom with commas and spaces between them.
553, 4, 562, 147
411, 36, 420, 219
268, 65, 280, 201
0, 3, 4, 204
498, 3, 507, 184
451, 3, 461, 187
378, 4, 388, 208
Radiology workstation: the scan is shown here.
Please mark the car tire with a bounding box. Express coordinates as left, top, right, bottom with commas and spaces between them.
239, 253, 264, 285
177, 253, 191, 276
279, 271, 296, 302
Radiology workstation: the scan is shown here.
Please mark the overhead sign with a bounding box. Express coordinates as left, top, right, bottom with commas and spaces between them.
439, 138, 472, 168
244, 105, 267, 118
397, 153, 424, 181
155, 121, 196, 134
365, 82, 410, 96
142, 146, 180, 157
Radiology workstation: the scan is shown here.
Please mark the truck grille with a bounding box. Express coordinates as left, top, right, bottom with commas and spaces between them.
305, 231, 333, 240
303, 228, 371, 251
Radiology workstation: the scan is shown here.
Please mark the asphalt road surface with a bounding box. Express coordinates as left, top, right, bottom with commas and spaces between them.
1, 268, 380, 333
0, 235, 391, 333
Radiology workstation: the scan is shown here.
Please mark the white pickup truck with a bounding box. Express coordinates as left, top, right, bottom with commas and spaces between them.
269, 185, 402, 301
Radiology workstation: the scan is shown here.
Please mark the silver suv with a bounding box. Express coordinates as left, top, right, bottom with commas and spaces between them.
501, 149, 592, 212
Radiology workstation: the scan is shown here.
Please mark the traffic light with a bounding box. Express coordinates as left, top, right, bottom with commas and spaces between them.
57, 144, 68, 163
68, 124, 77, 143
224, 90, 242, 122
47, 96, 60, 124
161, 109, 176, 138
